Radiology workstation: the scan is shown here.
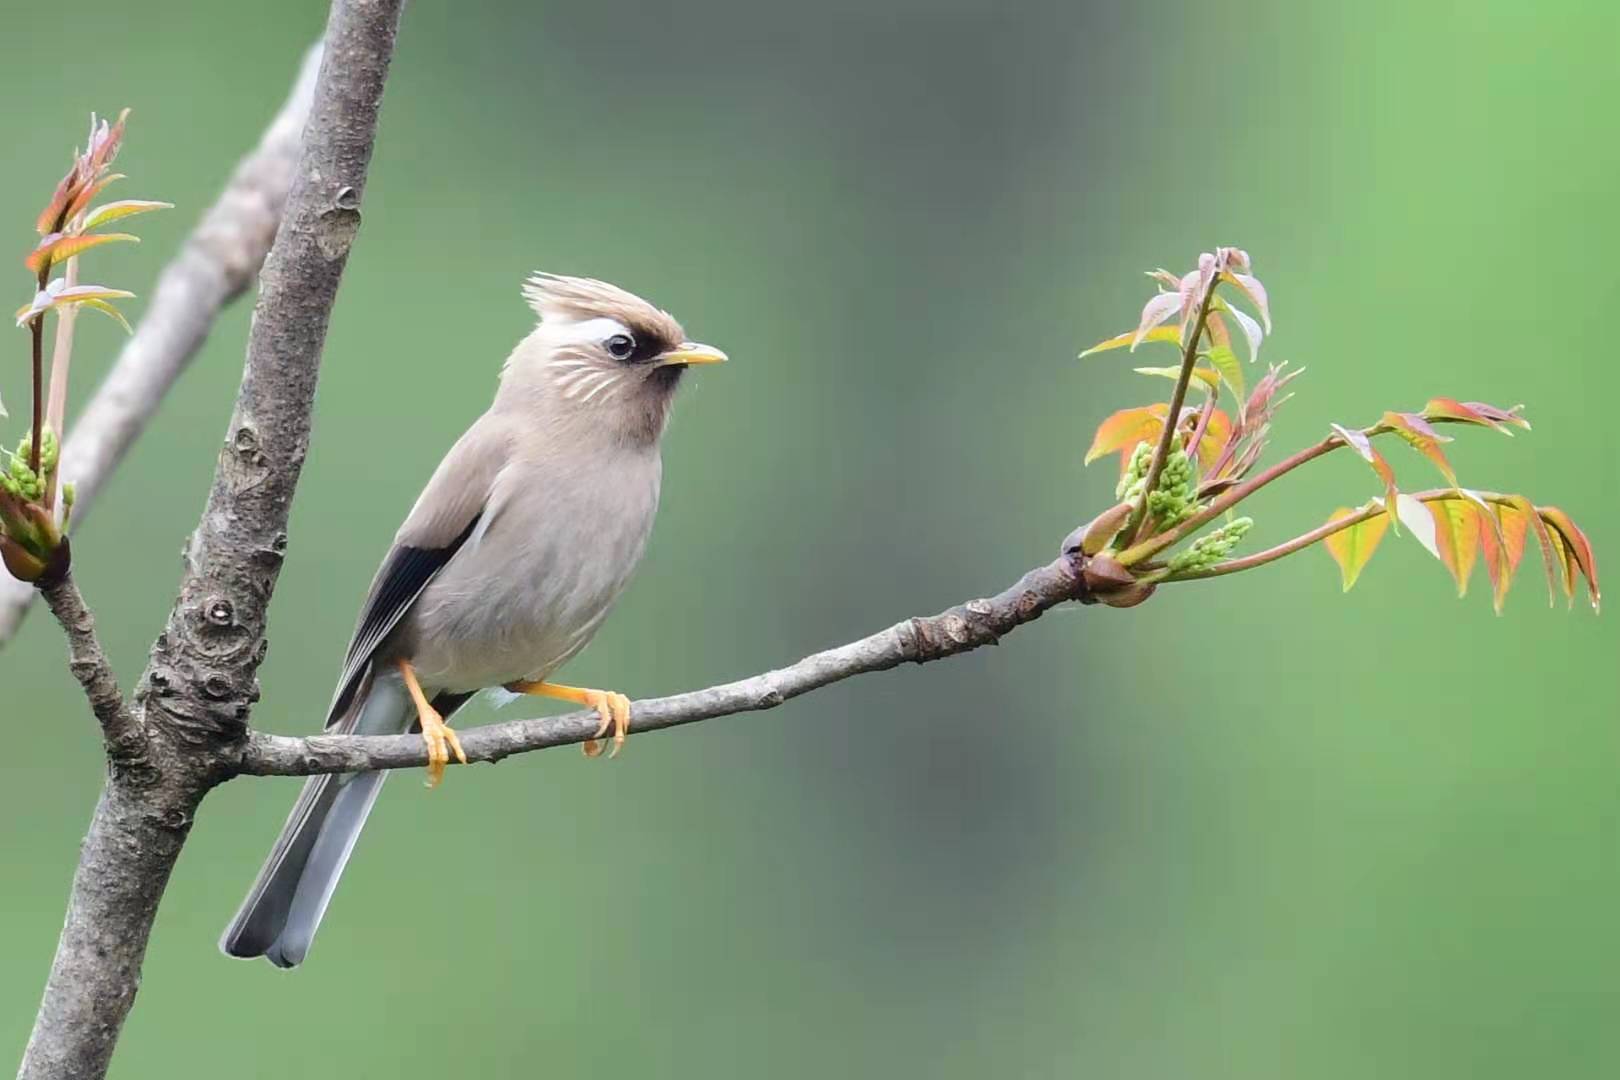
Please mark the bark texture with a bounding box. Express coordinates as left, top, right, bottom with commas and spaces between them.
17, 4, 403, 1077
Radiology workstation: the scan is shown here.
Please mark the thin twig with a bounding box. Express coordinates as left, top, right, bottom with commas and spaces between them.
240, 556, 1090, 777
36, 571, 148, 770
1127, 277, 1220, 545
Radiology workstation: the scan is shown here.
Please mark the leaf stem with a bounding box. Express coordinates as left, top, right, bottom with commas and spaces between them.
1160, 487, 1514, 582
28, 260, 50, 474
1117, 433, 1342, 566
43, 256, 79, 511
1127, 277, 1220, 545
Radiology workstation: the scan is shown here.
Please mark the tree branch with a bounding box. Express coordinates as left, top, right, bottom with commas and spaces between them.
0, 42, 323, 647
35, 571, 148, 772
18, 5, 402, 1077
239, 556, 1090, 776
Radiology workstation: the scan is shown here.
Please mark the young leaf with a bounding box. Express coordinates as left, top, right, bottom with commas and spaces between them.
1131, 292, 1183, 350
1381, 411, 1457, 484
1479, 502, 1528, 614
1421, 398, 1530, 435
1543, 521, 1576, 607
1538, 506, 1600, 612
75, 298, 132, 334
1081, 325, 1180, 358
1193, 409, 1234, 471
23, 232, 138, 274
14, 283, 136, 327
1331, 423, 1399, 526
1135, 365, 1221, 392
1499, 495, 1559, 606
1324, 508, 1389, 591
1428, 498, 1479, 597
79, 199, 172, 231
1085, 405, 1166, 466
1395, 493, 1440, 559
1218, 270, 1272, 332
1204, 344, 1245, 399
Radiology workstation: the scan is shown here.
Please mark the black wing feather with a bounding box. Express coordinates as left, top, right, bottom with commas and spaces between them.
325, 517, 480, 727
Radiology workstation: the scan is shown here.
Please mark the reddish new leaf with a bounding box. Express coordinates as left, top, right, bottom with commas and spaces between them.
1538, 507, 1601, 612
1499, 495, 1560, 607
1131, 292, 1183, 350
1381, 411, 1456, 484
1429, 498, 1479, 597
23, 232, 138, 274
1421, 398, 1531, 435
1218, 270, 1272, 332
1324, 508, 1389, 591
1331, 423, 1399, 526
1479, 502, 1527, 614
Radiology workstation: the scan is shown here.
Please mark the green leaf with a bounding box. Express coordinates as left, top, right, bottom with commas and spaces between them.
1133, 365, 1221, 392
1323, 508, 1389, 591
1204, 344, 1245, 399
1081, 326, 1180, 358
79, 199, 172, 231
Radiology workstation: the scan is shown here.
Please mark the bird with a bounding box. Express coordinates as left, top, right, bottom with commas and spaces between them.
220, 272, 727, 968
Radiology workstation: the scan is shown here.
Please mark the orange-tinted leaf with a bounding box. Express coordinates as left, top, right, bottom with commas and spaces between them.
80, 199, 172, 231
1483, 501, 1529, 612
1324, 508, 1389, 591
1429, 498, 1479, 597
1194, 408, 1233, 471
23, 232, 137, 274
62, 173, 126, 224
1543, 521, 1576, 607
1381, 411, 1456, 484
1332, 423, 1399, 527
35, 169, 78, 235
1501, 495, 1560, 607
1421, 397, 1530, 435
1085, 405, 1166, 466
1538, 506, 1600, 612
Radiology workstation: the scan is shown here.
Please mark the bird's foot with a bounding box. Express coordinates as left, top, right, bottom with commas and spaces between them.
505, 681, 632, 758
398, 659, 466, 787
418, 706, 467, 787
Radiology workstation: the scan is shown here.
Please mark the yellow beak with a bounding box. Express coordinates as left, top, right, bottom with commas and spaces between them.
656, 342, 728, 367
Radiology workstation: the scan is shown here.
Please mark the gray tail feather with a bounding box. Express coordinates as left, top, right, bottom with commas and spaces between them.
218, 769, 389, 968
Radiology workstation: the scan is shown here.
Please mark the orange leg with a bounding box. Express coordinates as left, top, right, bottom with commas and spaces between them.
506, 680, 632, 759
398, 659, 466, 787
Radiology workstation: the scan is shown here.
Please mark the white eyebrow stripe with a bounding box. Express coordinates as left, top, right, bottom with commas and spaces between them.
550, 316, 631, 347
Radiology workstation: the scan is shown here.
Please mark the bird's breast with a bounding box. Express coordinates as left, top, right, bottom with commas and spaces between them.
402, 450, 662, 692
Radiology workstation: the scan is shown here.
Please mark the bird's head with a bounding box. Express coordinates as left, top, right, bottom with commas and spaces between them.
504, 272, 726, 444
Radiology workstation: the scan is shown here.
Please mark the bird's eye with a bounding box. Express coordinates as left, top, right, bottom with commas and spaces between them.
605, 333, 635, 360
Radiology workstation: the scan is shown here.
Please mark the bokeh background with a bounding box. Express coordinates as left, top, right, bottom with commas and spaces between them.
3, 2, 1617, 1076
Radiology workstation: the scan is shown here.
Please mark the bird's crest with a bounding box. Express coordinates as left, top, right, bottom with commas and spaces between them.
522, 272, 684, 347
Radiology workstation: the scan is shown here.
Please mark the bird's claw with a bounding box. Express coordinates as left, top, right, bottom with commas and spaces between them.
418, 705, 467, 788
581, 690, 631, 759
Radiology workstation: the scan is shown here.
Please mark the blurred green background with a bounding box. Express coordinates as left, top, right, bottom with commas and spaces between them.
4, 1, 1617, 1076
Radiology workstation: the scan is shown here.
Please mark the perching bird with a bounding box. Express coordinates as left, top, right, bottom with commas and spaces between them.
220, 273, 726, 968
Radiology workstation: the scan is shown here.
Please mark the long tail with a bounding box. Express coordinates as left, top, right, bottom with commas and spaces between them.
220, 677, 409, 968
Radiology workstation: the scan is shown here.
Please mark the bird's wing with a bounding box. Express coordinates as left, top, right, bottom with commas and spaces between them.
324, 414, 512, 728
